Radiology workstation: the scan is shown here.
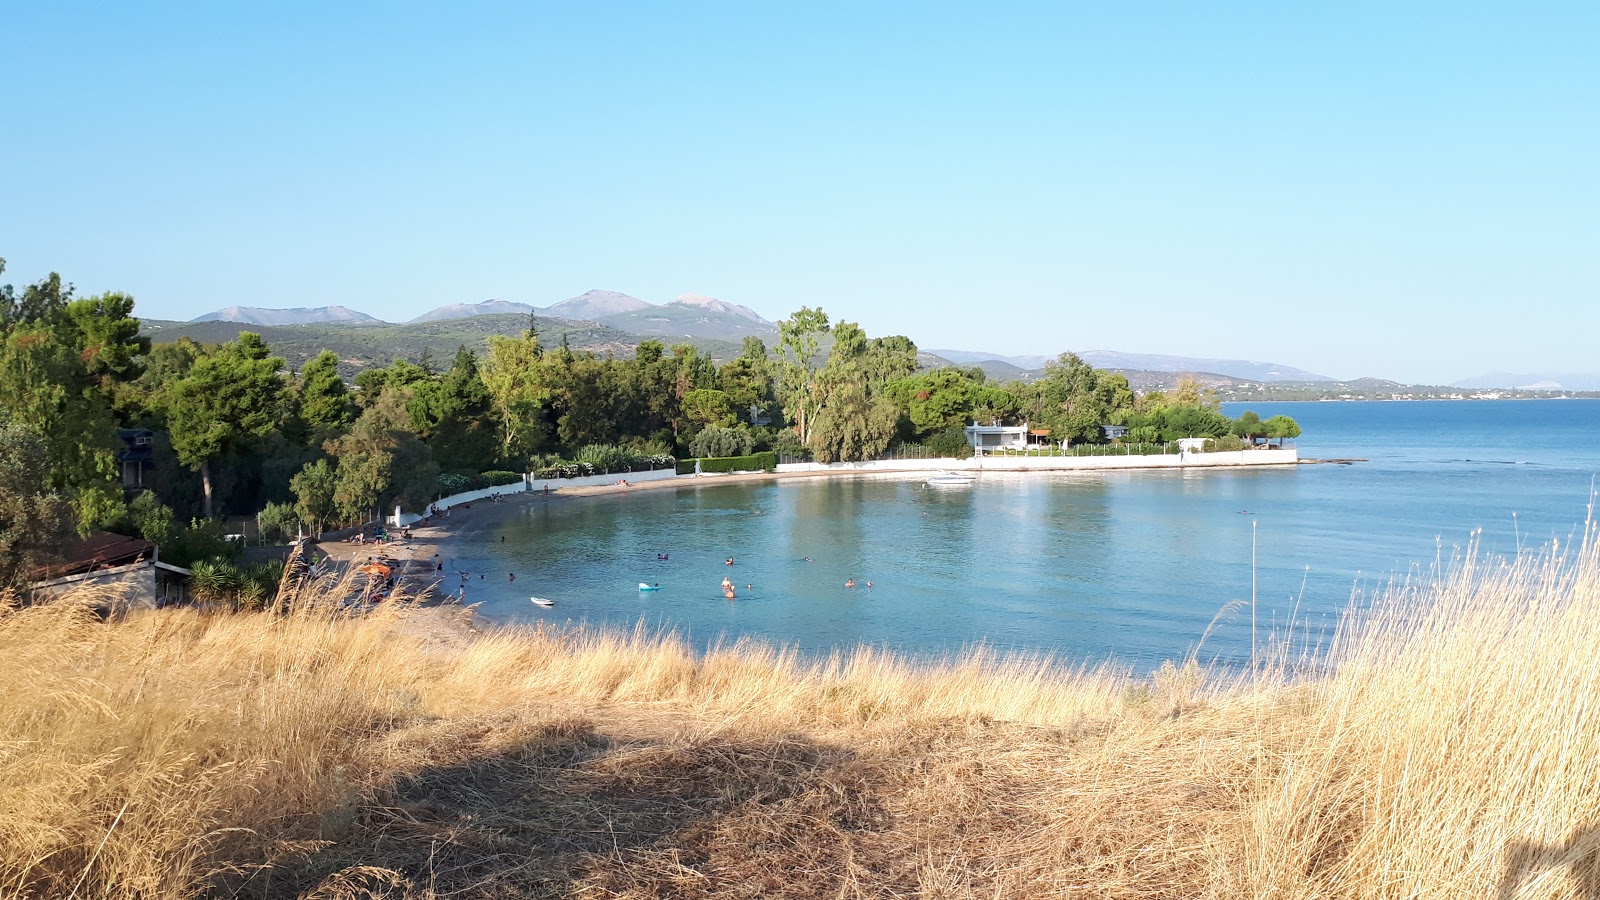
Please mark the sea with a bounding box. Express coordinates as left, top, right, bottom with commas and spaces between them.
445, 400, 1600, 670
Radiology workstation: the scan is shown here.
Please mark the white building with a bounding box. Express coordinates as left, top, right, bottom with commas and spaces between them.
964, 421, 1032, 452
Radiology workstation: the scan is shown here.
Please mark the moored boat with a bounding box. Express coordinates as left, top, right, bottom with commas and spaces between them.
925, 471, 976, 486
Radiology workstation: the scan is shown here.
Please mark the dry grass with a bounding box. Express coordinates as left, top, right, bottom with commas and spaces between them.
3, 531, 1600, 899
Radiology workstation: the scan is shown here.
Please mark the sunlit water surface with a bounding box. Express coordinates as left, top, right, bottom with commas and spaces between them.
441, 400, 1600, 670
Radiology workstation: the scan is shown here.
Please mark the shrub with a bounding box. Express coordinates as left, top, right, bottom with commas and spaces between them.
924, 426, 974, 459
534, 452, 676, 480
680, 451, 778, 475
257, 501, 301, 544
480, 470, 523, 487
690, 425, 754, 459
1202, 435, 1249, 453
163, 519, 243, 569
771, 429, 806, 459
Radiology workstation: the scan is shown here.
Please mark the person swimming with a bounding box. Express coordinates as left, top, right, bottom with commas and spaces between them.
845, 579, 855, 589
657, 552, 669, 560
725, 557, 735, 566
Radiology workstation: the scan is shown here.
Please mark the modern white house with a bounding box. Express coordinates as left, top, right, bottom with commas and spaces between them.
964, 421, 1053, 452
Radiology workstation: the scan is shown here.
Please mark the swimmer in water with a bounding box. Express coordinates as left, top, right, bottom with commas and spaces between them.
845, 579, 855, 589
725, 557, 734, 566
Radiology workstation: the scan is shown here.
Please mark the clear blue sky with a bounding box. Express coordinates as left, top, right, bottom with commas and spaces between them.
3, 2, 1595, 384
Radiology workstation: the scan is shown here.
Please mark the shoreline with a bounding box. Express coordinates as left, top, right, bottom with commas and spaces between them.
313, 458, 1301, 631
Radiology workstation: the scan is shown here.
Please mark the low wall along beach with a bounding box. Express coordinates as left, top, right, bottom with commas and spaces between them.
775, 447, 1298, 474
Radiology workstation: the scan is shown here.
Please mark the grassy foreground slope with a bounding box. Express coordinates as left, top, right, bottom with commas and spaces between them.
4, 535, 1599, 899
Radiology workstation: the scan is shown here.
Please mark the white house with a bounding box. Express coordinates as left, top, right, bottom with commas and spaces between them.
964, 420, 1032, 452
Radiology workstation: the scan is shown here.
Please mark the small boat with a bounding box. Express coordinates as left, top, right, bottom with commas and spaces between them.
638, 583, 661, 591
925, 471, 976, 487
529, 597, 555, 607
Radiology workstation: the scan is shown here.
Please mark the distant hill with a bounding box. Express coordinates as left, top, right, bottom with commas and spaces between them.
409, 300, 538, 323
546, 290, 651, 321
141, 315, 743, 377
1453, 372, 1600, 391
1076, 351, 1331, 383
927, 348, 1331, 383
927, 349, 1052, 370
191, 305, 379, 325
597, 294, 778, 342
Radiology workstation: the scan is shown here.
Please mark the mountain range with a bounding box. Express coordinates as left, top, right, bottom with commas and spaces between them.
927, 349, 1333, 383
193, 290, 777, 344
1452, 372, 1600, 392
186, 298, 1571, 390
192, 305, 379, 325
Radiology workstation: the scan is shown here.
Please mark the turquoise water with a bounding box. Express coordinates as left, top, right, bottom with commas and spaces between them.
446, 400, 1600, 669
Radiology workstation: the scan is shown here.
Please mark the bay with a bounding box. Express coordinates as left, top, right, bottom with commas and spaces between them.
447, 400, 1600, 670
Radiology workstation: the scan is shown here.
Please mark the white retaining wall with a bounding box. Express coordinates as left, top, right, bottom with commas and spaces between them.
389, 468, 681, 527
776, 448, 1297, 475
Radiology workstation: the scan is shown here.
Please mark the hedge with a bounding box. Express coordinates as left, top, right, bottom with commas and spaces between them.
533, 455, 677, 480
676, 451, 778, 475
480, 470, 524, 486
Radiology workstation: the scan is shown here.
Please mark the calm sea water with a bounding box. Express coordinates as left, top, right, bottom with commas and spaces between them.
446, 400, 1600, 669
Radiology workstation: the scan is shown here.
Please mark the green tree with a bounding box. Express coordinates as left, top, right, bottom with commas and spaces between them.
1231, 410, 1267, 444
0, 317, 123, 530
426, 347, 500, 474
324, 389, 440, 521
690, 424, 754, 458
682, 388, 736, 429
0, 423, 72, 589
1263, 415, 1302, 447
122, 491, 175, 543
166, 332, 290, 519
481, 331, 548, 462
776, 306, 831, 448
291, 458, 338, 535
808, 322, 900, 462
298, 350, 354, 436
1026, 353, 1135, 446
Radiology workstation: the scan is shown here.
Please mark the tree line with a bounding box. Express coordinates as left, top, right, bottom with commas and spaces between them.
0, 260, 1298, 586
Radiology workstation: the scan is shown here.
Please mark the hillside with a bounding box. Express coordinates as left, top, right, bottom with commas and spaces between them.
408, 300, 538, 323
141, 315, 744, 375
191, 305, 379, 325
546, 289, 652, 320
598, 296, 778, 342
928, 348, 1332, 383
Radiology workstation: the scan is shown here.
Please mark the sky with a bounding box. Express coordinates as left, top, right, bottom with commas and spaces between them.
3, 2, 1595, 384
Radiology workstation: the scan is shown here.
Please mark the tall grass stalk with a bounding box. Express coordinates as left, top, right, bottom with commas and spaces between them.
2, 529, 1598, 897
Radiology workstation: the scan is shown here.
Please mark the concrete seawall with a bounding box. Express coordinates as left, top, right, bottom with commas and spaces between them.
775, 448, 1298, 475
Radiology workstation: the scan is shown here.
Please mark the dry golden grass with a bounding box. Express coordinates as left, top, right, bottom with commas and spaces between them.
3, 531, 1600, 899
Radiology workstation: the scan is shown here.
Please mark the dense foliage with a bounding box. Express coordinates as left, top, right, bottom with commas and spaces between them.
0, 258, 1297, 585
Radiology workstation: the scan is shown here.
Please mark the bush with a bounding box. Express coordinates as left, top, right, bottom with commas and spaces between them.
924, 426, 973, 459
690, 425, 754, 459
163, 519, 243, 569
771, 429, 806, 459
480, 470, 523, 487
257, 501, 301, 544
679, 451, 778, 475
1201, 435, 1249, 453
533, 451, 676, 480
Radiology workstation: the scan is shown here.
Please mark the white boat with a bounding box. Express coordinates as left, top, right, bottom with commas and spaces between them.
530, 597, 555, 607
638, 583, 661, 591
925, 471, 976, 486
